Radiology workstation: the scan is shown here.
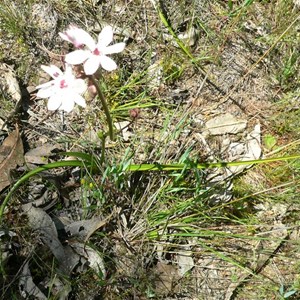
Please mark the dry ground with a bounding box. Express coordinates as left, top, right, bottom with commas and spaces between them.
1, 0, 300, 299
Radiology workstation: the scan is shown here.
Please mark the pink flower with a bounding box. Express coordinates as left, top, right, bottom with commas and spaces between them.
36, 64, 87, 112
59, 25, 95, 49
62, 25, 125, 75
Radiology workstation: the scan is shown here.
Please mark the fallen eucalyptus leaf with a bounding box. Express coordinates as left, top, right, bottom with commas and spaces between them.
154, 262, 179, 296
0, 128, 24, 191
69, 242, 106, 278
64, 215, 112, 242
25, 143, 62, 165
22, 204, 74, 275
19, 261, 47, 299
43, 277, 71, 300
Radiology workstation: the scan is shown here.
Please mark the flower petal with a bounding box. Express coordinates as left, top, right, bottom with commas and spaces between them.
59, 32, 72, 43
41, 65, 63, 78
104, 42, 125, 55
36, 84, 56, 98
60, 98, 75, 113
99, 55, 117, 71
83, 56, 101, 75
36, 80, 55, 90
65, 50, 90, 65
97, 26, 113, 47
75, 28, 96, 50
63, 64, 74, 79
71, 78, 87, 94
73, 94, 86, 108
47, 95, 62, 111
59, 26, 96, 49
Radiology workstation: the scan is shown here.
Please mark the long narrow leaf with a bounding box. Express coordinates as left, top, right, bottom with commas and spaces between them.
2, 154, 300, 223
126, 154, 300, 172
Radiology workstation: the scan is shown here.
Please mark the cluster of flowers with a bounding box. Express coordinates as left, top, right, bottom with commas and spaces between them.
36, 25, 126, 112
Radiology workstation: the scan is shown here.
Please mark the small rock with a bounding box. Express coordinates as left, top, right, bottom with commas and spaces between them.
204, 113, 247, 135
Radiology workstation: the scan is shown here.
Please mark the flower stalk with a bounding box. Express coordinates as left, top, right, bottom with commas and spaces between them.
89, 75, 115, 141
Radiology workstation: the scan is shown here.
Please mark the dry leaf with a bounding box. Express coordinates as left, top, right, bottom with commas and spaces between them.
25, 143, 62, 165
177, 248, 194, 277
19, 261, 47, 299
69, 242, 106, 278
22, 204, 75, 275
21, 202, 78, 298
43, 277, 72, 300
22, 204, 107, 278
64, 214, 112, 242
0, 128, 24, 191
154, 262, 180, 296
22, 204, 64, 260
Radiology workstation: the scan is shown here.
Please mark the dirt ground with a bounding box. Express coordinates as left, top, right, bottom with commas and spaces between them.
1, 0, 300, 299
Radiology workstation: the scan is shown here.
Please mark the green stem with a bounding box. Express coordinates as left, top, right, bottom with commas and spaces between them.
99, 133, 106, 164
89, 75, 115, 141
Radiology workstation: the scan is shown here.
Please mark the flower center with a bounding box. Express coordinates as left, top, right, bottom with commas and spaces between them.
59, 79, 68, 89
93, 48, 101, 55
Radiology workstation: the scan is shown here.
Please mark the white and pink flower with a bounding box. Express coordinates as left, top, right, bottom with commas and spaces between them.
60, 25, 125, 75
36, 64, 87, 112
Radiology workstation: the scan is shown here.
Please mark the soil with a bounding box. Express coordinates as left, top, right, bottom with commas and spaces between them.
1, 0, 300, 299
